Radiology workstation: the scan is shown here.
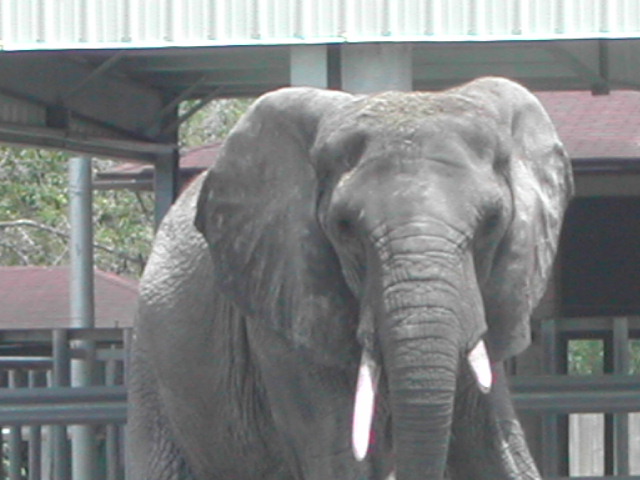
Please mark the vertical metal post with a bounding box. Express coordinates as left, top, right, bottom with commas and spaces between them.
153, 151, 179, 228
105, 348, 122, 480
540, 318, 560, 477
68, 156, 97, 480
8, 370, 25, 480
52, 330, 70, 480
123, 327, 133, 480
123, 327, 133, 385
28, 370, 44, 480
613, 317, 630, 475
69, 156, 95, 328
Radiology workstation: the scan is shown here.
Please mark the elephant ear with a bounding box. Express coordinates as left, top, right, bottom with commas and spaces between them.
195, 87, 359, 366
461, 78, 574, 361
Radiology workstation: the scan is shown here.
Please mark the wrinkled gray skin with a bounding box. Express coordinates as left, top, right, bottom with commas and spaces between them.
128, 77, 573, 480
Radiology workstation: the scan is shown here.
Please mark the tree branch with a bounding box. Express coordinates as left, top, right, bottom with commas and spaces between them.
0, 219, 144, 266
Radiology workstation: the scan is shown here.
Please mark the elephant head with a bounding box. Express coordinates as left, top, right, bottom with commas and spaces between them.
195, 78, 573, 480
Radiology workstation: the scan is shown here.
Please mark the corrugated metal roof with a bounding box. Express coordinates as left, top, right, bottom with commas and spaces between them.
2, 0, 640, 51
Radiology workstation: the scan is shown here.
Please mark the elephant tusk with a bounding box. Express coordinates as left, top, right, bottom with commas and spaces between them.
352, 350, 380, 462
468, 340, 492, 394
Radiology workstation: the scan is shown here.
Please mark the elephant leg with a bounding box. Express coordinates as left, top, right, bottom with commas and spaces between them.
127, 350, 195, 480
246, 325, 373, 480
447, 361, 541, 480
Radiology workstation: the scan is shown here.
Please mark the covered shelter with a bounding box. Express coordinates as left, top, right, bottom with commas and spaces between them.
0, 266, 137, 331
2, 1, 640, 478
2, 1, 640, 222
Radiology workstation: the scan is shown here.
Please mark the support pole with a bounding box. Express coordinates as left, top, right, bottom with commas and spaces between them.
68, 156, 96, 480
52, 329, 71, 480
28, 371, 44, 480
153, 151, 179, 228
69, 156, 95, 329
340, 43, 413, 93
290, 45, 328, 88
612, 317, 630, 475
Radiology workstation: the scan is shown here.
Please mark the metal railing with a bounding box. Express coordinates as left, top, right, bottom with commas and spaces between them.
0, 321, 639, 480
0, 328, 129, 480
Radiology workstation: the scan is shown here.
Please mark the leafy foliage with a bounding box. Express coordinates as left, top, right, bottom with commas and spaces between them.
0, 148, 154, 277
0, 97, 253, 278
568, 339, 604, 375
630, 340, 640, 374
569, 338, 640, 375
179, 97, 254, 148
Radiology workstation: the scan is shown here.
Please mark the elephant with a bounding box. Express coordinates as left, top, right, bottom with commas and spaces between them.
127, 77, 573, 480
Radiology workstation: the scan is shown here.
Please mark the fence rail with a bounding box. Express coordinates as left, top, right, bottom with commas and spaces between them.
1, 376, 639, 427
0, 328, 129, 480
0, 386, 126, 426
0, 324, 639, 479
512, 375, 640, 413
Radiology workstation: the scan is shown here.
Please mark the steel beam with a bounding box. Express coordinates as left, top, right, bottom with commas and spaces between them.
0, 54, 163, 137
0, 122, 175, 162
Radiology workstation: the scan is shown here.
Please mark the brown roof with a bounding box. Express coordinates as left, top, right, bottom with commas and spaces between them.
98, 91, 640, 184
0, 266, 138, 329
94, 143, 221, 190
537, 90, 640, 167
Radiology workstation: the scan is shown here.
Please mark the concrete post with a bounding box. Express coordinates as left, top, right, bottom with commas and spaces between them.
340, 43, 413, 93
290, 45, 329, 88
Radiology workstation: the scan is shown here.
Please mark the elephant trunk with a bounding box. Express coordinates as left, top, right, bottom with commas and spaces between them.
381, 299, 460, 479
377, 252, 467, 480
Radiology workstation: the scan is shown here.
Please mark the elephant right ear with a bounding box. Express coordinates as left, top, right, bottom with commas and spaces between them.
195, 87, 359, 365
459, 78, 574, 361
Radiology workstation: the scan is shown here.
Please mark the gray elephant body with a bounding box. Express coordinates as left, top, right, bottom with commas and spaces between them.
128, 78, 573, 480
128, 176, 289, 479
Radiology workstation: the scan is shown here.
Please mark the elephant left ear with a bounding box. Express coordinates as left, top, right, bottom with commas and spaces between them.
460, 78, 574, 361
194, 87, 360, 367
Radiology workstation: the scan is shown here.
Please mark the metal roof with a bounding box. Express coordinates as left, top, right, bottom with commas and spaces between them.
2, 0, 640, 50
1, 1, 640, 167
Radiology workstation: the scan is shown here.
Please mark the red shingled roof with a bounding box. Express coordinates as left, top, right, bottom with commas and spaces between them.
5, 91, 640, 330
94, 143, 221, 190
97, 91, 640, 185
537, 90, 640, 162
0, 266, 138, 329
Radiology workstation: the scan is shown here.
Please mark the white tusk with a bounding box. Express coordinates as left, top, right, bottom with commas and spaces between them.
352, 350, 380, 461
468, 340, 492, 394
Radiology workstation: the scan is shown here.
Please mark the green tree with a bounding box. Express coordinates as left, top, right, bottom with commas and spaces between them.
0, 97, 252, 278
0, 148, 154, 277
179, 97, 254, 147
568, 339, 604, 375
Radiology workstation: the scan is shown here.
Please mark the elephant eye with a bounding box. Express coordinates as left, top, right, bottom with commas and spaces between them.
335, 218, 354, 236
483, 211, 501, 232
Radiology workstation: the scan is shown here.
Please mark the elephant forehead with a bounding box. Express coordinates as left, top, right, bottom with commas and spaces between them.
320, 97, 501, 167
350, 91, 492, 128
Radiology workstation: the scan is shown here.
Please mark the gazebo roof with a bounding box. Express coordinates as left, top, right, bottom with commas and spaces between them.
538, 90, 640, 166
0, 266, 138, 329
96, 88, 640, 190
